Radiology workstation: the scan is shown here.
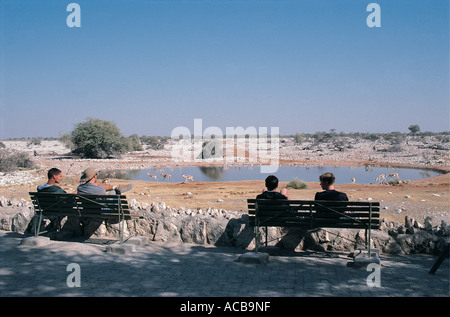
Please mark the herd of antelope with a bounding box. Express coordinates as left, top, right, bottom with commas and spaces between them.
95, 169, 400, 185
146, 170, 193, 183
375, 172, 399, 183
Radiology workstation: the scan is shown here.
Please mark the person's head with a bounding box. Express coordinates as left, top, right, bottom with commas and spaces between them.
47, 168, 63, 184
80, 167, 98, 184
265, 175, 279, 191
319, 172, 335, 190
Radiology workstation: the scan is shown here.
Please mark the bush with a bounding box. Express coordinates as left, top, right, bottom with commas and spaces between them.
127, 134, 143, 151
0, 149, 34, 172
27, 137, 42, 147
141, 135, 169, 150
59, 133, 74, 150
70, 118, 130, 158
286, 178, 308, 189
293, 132, 303, 145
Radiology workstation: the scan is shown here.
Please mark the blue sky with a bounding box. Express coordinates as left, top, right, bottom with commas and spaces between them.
0, 0, 448, 139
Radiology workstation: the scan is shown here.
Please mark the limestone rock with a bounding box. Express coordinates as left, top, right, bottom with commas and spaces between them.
20, 236, 50, 247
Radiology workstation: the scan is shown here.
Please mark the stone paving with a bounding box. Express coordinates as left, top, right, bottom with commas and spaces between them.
0, 231, 448, 298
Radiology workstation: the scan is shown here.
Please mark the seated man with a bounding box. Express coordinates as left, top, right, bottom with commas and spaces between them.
77, 167, 132, 194
314, 172, 348, 201
314, 172, 348, 219
256, 175, 289, 199
37, 168, 67, 193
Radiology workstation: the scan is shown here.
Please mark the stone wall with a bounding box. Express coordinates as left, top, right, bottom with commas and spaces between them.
1, 196, 448, 255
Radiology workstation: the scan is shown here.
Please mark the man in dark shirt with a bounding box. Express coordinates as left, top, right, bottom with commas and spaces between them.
315, 172, 348, 201
256, 175, 289, 199
37, 168, 67, 193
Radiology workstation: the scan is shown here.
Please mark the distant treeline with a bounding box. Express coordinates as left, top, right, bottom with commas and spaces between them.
2, 131, 449, 143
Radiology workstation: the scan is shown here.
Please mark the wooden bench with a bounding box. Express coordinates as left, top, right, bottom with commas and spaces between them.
29, 192, 143, 243
247, 199, 380, 253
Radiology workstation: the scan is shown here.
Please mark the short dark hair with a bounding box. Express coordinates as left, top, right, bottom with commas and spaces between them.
265, 175, 279, 191
319, 172, 335, 185
48, 168, 62, 180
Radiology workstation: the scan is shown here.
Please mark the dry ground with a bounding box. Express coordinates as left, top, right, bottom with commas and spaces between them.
2, 162, 449, 227
1, 139, 448, 226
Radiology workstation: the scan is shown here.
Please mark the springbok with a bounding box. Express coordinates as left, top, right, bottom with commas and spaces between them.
182, 174, 194, 182
160, 172, 171, 181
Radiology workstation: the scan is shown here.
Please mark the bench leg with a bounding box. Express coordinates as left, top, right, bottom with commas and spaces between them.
429, 243, 450, 274
255, 224, 260, 253
265, 227, 268, 248
119, 215, 124, 244
34, 213, 43, 237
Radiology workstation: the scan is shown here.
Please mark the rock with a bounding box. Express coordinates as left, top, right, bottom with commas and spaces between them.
19, 236, 50, 247
437, 220, 449, 236
11, 209, 33, 233
397, 225, 406, 234
0, 196, 9, 207
387, 228, 398, 238
396, 231, 439, 254
405, 216, 415, 228
125, 236, 149, 246
106, 243, 135, 255
383, 237, 404, 254
151, 203, 160, 213
413, 220, 424, 229
129, 199, 141, 210
424, 217, 433, 231
351, 249, 381, 267
0, 206, 34, 232
237, 252, 269, 264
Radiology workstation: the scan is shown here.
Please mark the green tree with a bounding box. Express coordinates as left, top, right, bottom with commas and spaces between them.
408, 124, 420, 134
71, 118, 129, 158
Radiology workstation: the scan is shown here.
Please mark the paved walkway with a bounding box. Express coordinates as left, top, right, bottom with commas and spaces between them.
0, 231, 448, 298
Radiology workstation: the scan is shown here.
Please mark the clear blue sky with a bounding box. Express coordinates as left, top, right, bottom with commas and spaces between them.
1, 0, 448, 139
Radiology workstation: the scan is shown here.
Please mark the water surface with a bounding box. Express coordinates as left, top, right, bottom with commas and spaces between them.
99, 165, 443, 184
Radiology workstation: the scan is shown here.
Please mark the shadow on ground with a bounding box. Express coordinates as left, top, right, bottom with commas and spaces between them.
0, 231, 448, 297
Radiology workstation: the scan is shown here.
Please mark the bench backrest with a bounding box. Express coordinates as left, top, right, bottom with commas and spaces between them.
29, 192, 134, 220
247, 199, 380, 230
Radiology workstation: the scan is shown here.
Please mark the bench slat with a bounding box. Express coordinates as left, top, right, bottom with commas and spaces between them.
254, 205, 379, 213
248, 199, 380, 206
